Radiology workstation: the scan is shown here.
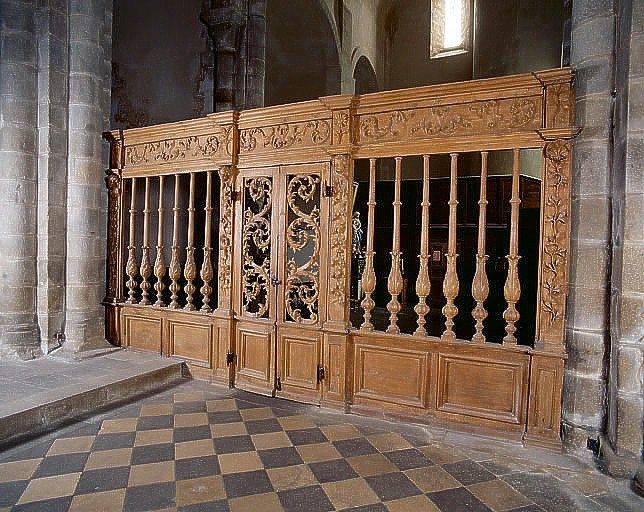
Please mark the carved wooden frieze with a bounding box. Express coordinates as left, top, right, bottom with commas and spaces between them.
239, 120, 331, 154
537, 139, 572, 348
356, 96, 542, 144
332, 111, 350, 146
545, 83, 573, 129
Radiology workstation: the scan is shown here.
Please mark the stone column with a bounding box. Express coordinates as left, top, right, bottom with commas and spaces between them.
63, 0, 113, 354
37, 0, 69, 354
563, 0, 616, 455
603, 0, 644, 480
245, 0, 266, 109
0, 1, 41, 359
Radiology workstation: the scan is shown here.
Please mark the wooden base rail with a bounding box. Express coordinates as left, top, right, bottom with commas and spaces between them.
104, 69, 577, 448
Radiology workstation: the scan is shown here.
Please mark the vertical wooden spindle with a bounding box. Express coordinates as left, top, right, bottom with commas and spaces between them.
125, 178, 139, 304
183, 172, 197, 311
386, 157, 404, 334
360, 158, 377, 331
168, 174, 182, 309
503, 149, 522, 345
472, 152, 490, 342
139, 177, 152, 305
441, 153, 460, 342
414, 155, 431, 336
153, 175, 167, 307
200, 170, 214, 312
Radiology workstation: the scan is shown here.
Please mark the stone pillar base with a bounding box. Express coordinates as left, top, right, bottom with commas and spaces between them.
599, 434, 641, 479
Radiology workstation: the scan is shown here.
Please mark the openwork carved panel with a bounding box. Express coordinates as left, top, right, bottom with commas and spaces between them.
239, 121, 331, 154
357, 96, 541, 144
241, 177, 273, 318
284, 174, 321, 324
537, 139, 572, 347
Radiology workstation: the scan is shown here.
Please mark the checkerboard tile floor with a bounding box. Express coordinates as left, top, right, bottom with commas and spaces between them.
0, 381, 642, 512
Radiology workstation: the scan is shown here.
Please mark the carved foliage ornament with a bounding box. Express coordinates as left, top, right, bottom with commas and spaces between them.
125, 134, 221, 166
329, 155, 350, 307
218, 165, 235, 306
285, 174, 321, 324
241, 177, 272, 318
105, 169, 121, 300
540, 140, 571, 337
358, 97, 540, 143
239, 120, 331, 153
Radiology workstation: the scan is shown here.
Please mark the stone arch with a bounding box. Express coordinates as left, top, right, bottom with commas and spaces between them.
265, 0, 341, 106
353, 55, 379, 94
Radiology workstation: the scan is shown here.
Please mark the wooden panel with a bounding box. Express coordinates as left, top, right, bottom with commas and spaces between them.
525, 352, 565, 449
277, 327, 321, 404
322, 333, 346, 407
435, 353, 528, 424
168, 320, 212, 367
353, 337, 429, 409
123, 313, 162, 353
235, 322, 274, 395
212, 315, 233, 385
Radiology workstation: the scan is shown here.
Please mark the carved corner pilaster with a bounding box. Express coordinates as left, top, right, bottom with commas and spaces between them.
104, 168, 123, 304
216, 164, 238, 313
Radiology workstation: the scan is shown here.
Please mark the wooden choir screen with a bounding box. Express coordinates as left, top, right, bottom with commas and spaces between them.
104, 68, 577, 448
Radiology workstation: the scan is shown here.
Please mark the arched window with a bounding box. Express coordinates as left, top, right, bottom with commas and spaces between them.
430, 0, 472, 58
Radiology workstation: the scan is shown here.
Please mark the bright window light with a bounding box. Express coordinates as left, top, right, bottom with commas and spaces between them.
443, 0, 463, 49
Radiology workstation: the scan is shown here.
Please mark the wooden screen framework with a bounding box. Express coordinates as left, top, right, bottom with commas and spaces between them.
104, 68, 578, 448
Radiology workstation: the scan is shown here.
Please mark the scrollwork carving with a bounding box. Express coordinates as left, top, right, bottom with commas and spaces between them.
238, 120, 331, 153
125, 135, 220, 166
105, 169, 121, 301
329, 155, 350, 308
218, 165, 236, 308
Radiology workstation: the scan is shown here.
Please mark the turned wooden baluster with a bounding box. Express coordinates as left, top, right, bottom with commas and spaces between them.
200, 170, 214, 312
125, 177, 139, 304
414, 154, 431, 336
503, 149, 522, 345
183, 172, 197, 311
441, 153, 460, 342
360, 158, 377, 331
139, 177, 153, 305
472, 152, 490, 342
153, 175, 167, 307
386, 157, 404, 334
168, 174, 182, 309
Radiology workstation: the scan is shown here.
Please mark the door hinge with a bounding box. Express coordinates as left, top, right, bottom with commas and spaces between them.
317, 365, 326, 383
226, 351, 236, 366
276, 376, 282, 391
229, 189, 240, 202
322, 182, 334, 197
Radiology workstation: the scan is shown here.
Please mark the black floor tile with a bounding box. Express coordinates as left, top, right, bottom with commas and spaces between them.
179, 499, 230, 512
213, 435, 255, 454
365, 472, 423, 501
286, 428, 328, 446
92, 431, 136, 451
428, 487, 492, 512
32, 452, 89, 478
333, 438, 378, 457
245, 418, 283, 435
75, 466, 130, 494
137, 415, 174, 431
384, 448, 433, 470
12, 496, 73, 512
124, 481, 176, 512
278, 484, 334, 512
131, 443, 175, 465
223, 469, 273, 498
0, 480, 29, 507
175, 455, 221, 480
174, 425, 212, 443
0, 440, 54, 463
208, 411, 243, 424
258, 447, 304, 468
174, 401, 207, 414
308, 459, 358, 483
442, 459, 496, 485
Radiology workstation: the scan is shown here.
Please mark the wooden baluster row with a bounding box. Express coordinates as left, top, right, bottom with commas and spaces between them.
360, 158, 377, 331
471, 152, 489, 342
503, 149, 522, 345
414, 155, 431, 336
200, 170, 214, 313
386, 157, 403, 334
139, 177, 153, 305
125, 177, 138, 304
169, 174, 183, 309
183, 172, 197, 311
441, 153, 460, 342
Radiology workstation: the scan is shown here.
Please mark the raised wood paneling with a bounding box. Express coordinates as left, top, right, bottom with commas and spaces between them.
322, 333, 346, 407
277, 327, 321, 404
235, 322, 274, 395
435, 353, 529, 425
122, 312, 162, 353
168, 320, 212, 367
353, 336, 429, 410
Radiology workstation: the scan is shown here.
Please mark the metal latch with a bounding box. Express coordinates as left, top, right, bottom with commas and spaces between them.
276, 377, 282, 391
322, 182, 334, 197
270, 275, 282, 286
317, 365, 326, 382
229, 189, 240, 201
226, 351, 236, 366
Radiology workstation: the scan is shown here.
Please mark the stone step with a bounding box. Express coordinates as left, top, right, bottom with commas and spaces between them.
0, 350, 184, 446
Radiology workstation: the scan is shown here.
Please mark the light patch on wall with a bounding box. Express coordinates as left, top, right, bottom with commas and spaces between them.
430, 0, 472, 59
